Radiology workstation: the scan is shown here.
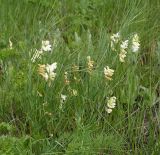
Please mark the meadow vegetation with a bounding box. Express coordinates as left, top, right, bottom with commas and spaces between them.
0, 0, 160, 154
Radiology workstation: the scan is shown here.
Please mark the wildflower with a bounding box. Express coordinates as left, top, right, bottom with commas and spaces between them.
72, 64, 79, 72
87, 56, 94, 73
9, 38, 13, 49
61, 94, 67, 103
107, 96, 116, 108
119, 40, 128, 62
45, 63, 57, 74
110, 32, 120, 43
104, 66, 114, 80
110, 32, 120, 51
60, 94, 67, 110
106, 96, 116, 114
120, 40, 128, 50
132, 34, 140, 52
105, 108, 112, 114
42, 40, 52, 52
64, 72, 70, 85
31, 49, 43, 62
72, 89, 78, 96
119, 49, 127, 62
38, 63, 57, 86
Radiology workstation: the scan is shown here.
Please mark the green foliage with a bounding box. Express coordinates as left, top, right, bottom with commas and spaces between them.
0, 136, 31, 155
66, 130, 124, 154
0, 0, 159, 154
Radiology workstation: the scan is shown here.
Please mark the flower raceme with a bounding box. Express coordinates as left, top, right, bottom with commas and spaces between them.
59, 94, 67, 110
104, 66, 114, 80
120, 40, 128, 50
105, 96, 116, 113
132, 34, 140, 52
110, 32, 120, 44
119, 49, 127, 63
119, 40, 128, 63
64, 72, 70, 85
87, 56, 94, 73
38, 63, 57, 86
110, 32, 120, 51
42, 40, 52, 52
9, 38, 13, 49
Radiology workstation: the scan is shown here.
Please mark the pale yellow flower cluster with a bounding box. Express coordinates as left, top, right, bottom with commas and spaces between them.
9, 38, 13, 49
64, 71, 70, 85
38, 63, 57, 86
41, 40, 52, 52
132, 34, 140, 52
110, 32, 140, 62
104, 66, 114, 81
110, 32, 120, 51
119, 40, 128, 62
87, 56, 94, 73
105, 96, 116, 113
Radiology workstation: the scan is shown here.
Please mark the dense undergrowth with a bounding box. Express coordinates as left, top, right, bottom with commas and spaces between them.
0, 0, 160, 154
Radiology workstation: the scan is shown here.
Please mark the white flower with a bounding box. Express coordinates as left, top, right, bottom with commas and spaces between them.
132, 34, 140, 52
119, 49, 127, 63
42, 40, 52, 52
105, 108, 112, 114
46, 63, 57, 73
87, 56, 94, 73
64, 71, 70, 85
106, 96, 116, 114
120, 40, 128, 50
107, 96, 116, 109
9, 38, 13, 49
104, 66, 114, 80
38, 63, 57, 86
119, 40, 129, 63
60, 94, 67, 110
110, 32, 120, 43
61, 94, 67, 102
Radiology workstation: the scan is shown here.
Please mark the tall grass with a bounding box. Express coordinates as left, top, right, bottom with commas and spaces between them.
0, 0, 160, 154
